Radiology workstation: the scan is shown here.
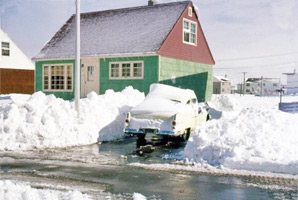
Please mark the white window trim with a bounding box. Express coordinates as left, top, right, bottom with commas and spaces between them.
42, 63, 73, 92
109, 61, 144, 80
188, 7, 192, 17
182, 18, 197, 46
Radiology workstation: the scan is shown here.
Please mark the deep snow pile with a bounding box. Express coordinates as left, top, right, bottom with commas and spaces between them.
0, 87, 144, 151
183, 95, 298, 174
0, 180, 90, 200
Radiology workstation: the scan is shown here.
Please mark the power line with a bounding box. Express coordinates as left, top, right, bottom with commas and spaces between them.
214, 61, 298, 70
216, 51, 298, 62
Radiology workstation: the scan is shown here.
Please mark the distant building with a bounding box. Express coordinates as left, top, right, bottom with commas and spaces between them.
283, 69, 298, 95
0, 29, 34, 94
245, 77, 280, 96
236, 83, 243, 94
213, 75, 232, 94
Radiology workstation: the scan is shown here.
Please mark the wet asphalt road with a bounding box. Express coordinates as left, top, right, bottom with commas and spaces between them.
1, 136, 297, 200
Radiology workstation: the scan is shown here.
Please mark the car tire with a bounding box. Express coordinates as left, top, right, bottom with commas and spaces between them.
183, 129, 191, 141
137, 134, 146, 140
206, 114, 211, 121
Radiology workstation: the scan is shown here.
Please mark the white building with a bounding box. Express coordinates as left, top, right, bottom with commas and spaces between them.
283, 70, 298, 95
1, 29, 34, 70
213, 75, 232, 94
245, 77, 280, 96
0, 29, 35, 94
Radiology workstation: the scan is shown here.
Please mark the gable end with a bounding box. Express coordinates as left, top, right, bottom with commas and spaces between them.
157, 2, 215, 65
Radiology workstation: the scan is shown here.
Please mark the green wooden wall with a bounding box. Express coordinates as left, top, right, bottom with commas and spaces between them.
159, 56, 213, 102
35, 56, 213, 102
35, 60, 76, 100
100, 56, 159, 95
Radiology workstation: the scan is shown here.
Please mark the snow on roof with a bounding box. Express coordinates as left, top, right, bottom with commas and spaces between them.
148, 83, 197, 103
283, 72, 298, 76
246, 77, 280, 83
214, 76, 229, 82
33, 1, 190, 60
130, 84, 197, 117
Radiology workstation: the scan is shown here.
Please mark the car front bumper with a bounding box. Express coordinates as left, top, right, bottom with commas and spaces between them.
124, 128, 178, 136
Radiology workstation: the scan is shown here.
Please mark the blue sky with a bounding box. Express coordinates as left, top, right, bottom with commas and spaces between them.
1, 0, 298, 84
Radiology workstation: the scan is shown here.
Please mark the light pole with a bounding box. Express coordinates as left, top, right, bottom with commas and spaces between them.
242, 72, 247, 96
75, 0, 80, 114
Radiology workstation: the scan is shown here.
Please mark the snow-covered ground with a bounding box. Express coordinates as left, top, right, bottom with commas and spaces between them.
0, 180, 147, 200
183, 94, 298, 175
0, 87, 145, 151
1, 89, 298, 175
0, 180, 90, 200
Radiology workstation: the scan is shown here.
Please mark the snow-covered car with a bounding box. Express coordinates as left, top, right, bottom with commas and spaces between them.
124, 84, 209, 140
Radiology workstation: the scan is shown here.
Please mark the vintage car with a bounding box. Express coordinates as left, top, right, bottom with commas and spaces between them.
124, 84, 209, 140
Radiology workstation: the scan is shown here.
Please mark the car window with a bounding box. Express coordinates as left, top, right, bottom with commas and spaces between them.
192, 98, 197, 104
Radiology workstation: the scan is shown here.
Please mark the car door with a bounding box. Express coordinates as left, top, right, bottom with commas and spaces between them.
190, 98, 200, 126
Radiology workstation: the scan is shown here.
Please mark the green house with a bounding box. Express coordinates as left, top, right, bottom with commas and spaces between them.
32, 1, 215, 102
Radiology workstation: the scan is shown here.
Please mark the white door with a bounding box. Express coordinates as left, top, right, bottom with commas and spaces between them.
81, 58, 100, 97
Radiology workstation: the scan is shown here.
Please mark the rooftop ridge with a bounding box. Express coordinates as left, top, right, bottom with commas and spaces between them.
33, 1, 192, 60
72, 1, 191, 17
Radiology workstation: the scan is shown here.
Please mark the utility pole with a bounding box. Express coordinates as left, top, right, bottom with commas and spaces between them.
242, 72, 247, 96
75, 0, 80, 114
260, 76, 263, 97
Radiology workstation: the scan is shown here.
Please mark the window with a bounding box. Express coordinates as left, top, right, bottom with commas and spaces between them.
183, 19, 197, 45
133, 63, 142, 78
109, 61, 143, 79
191, 98, 197, 104
122, 63, 131, 78
87, 66, 94, 81
2, 42, 10, 56
188, 7, 192, 17
43, 64, 73, 91
110, 63, 120, 78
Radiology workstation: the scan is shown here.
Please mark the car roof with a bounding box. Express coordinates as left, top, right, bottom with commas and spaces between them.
148, 83, 197, 104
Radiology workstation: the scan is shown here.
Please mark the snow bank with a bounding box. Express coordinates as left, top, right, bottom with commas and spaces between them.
184, 95, 298, 174
0, 87, 144, 151
0, 180, 90, 200
133, 193, 147, 200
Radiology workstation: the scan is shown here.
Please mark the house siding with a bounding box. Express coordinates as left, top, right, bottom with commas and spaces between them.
159, 56, 213, 102
100, 56, 159, 95
35, 60, 76, 100
158, 2, 215, 65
